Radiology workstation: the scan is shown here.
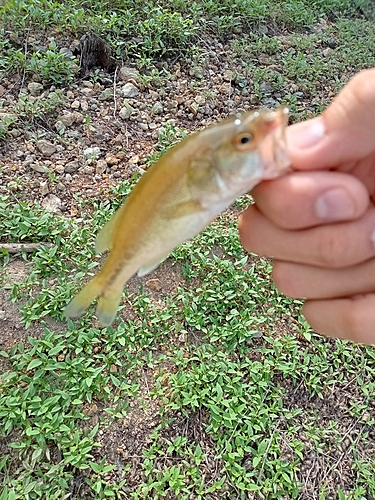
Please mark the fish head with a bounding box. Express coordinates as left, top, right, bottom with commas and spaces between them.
209, 106, 290, 200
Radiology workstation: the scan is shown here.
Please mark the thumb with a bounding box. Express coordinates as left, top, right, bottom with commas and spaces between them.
287, 68, 375, 170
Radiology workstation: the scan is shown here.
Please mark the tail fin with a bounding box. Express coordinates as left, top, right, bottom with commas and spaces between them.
64, 275, 125, 327
64, 276, 103, 320
95, 288, 124, 327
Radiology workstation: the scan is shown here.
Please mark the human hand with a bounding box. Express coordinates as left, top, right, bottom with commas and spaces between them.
239, 68, 375, 343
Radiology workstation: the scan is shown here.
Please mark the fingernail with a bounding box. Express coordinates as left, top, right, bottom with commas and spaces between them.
289, 117, 325, 150
315, 188, 356, 220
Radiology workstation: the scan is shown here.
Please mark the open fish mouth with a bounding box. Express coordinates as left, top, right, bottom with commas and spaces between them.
258, 106, 291, 178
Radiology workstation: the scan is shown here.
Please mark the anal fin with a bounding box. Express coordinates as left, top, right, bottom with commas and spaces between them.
95, 208, 123, 254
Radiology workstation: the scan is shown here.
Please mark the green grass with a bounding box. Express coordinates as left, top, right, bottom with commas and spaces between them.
1, 189, 375, 498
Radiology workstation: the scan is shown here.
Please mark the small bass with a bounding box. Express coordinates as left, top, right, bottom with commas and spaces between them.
65, 107, 290, 326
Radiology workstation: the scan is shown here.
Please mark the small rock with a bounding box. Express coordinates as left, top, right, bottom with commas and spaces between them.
260, 81, 272, 93
59, 47, 74, 59
138, 122, 148, 131
60, 112, 76, 127
55, 121, 67, 135
129, 155, 139, 164
178, 332, 187, 343
166, 100, 178, 109
28, 82, 44, 96
31, 163, 47, 173
99, 88, 113, 101
194, 95, 206, 106
118, 66, 139, 82
66, 90, 75, 99
82, 165, 94, 175
9, 129, 22, 138
41, 194, 62, 213
105, 153, 120, 166
121, 83, 139, 98
36, 139, 57, 157
81, 80, 94, 89
40, 180, 49, 195
80, 101, 89, 112
71, 100, 80, 109
72, 111, 84, 123
83, 147, 102, 162
223, 70, 233, 82
263, 97, 278, 108
189, 102, 199, 115
119, 105, 133, 120
54, 165, 64, 174
95, 159, 108, 174
64, 161, 80, 173
151, 102, 163, 115
146, 278, 162, 291
0, 112, 18, 124
0, 85, 5, 97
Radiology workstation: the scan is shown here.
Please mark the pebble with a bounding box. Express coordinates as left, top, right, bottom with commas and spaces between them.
121, 83, 139, 98
54, 165, 64, 174
59, 47, 74, 59
119, 66, 139, 82
40, 180, 49, 195
31, 163, 47, 173
83, 147, 101, 161
146, 278, 162, 291
71, 100, 81, 109
194, 95, 206, 105
105, 153, 120, 166
54, 120, 65, 133
41, 194, 62, 213
151, 102, 163, 115
81, 101, 89, 112
28, 82, 44, 96
36, 139, 57, 157
64, 161, 80, 173
60, 112, 76, 127
119, 106, 133, 120
99, 88, 113, 101
95, 159, 108, 174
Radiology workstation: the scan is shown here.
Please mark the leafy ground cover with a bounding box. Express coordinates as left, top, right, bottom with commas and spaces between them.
1, 0, 375, 498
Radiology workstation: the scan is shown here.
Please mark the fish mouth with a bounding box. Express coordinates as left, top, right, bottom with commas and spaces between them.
258, 106, 291, 179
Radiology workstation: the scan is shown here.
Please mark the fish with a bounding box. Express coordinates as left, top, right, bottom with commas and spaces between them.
64, 106, 290, 326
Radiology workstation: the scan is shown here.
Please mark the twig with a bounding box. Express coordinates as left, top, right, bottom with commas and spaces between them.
0, 242, 53, 253
18, 27, 30, 97
113, 65, 118, 117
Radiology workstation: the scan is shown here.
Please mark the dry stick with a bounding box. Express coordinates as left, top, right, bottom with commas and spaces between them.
113, 65, 118, 117
0, 242, 53, 253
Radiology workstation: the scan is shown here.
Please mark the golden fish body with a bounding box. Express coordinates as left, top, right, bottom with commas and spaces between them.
65, 107, 290, 326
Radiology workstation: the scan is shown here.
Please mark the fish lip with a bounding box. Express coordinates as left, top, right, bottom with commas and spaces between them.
259, 106, 291, 178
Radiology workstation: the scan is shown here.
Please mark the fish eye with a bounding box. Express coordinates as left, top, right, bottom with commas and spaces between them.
235, 132, 254, 149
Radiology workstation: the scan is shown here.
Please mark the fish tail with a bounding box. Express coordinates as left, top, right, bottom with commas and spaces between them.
95, 287, 124, 327
64, 275, 104, 320
65, 269, 131, 326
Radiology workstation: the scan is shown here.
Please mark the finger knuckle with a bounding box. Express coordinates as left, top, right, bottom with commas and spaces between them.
344, 297, 372, 343
316, 229, 346, 268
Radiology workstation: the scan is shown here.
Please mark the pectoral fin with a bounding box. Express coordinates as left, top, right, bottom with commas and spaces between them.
164, 199, 203, 219
137, 257, 166, 277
